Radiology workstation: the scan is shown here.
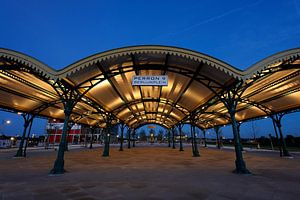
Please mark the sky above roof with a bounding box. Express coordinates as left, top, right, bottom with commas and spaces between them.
0, 0, 300, 137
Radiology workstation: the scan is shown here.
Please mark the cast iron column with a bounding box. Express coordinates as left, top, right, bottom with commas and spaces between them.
179, 124, 183, 151
172, 127, 176, 149
127, 128, 131, 149
229, 110, 250, 174
168, 129, 171, 147
15, 114, 32, 157
89, 127, 94, 149
84, 130, 88, 148
50, 101, 73, 174
192, 123, 200, 157
273, 114, 291, 157
103, 115, 112, 157
202, 129, 207, 148
190, 124, 194, 154
218, 82, 250, 174
65, 123, 72, 151
237, 122, 244, 151
214, 126, 221, 149
23, 118, 34, 157
132, 129, 136, 147
119, 124, 125, 151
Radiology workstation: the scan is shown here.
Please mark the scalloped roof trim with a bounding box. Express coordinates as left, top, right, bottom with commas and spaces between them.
1, 46, 299, 82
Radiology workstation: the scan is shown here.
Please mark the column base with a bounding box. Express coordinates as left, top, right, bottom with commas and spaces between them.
193, 151, 200, 157
232, 168, 251, 174
283, 151, 292, 157
233, 160, 251, 174
49, 160, 66, 174
49, 168, 66, 175
15, 149, 24, 157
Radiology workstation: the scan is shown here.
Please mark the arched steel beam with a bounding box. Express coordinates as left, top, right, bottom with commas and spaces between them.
130, 117, 174, 128
239, 82, 300, 117
70, 62, 227, 123
0, 57, 55, 83
133, 122, 170, 130
0, 69, 59, 98
125, 114, 177, 128
124, 111, 180, 125
61, 61, 232, 129
243, 69, 300, 100
95, 62, 142, 122
188, 56, 300, 127
113, 98, 189, 116
196, 111, 230, 121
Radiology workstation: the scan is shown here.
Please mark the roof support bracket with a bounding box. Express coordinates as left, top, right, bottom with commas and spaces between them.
218, 81, 251, 174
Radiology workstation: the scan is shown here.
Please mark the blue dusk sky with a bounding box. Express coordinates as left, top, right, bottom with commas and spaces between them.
0, 0, 300, 138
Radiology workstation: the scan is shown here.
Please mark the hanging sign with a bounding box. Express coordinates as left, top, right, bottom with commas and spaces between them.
132, 75, 168, 86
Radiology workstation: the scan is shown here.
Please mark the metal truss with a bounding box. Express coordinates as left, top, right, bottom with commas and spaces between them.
124, 110, 179, 125
112, 98, 189, 116
133, 121, 170, 130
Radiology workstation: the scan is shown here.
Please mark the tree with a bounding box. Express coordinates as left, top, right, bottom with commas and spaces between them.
157, 129, 164, 142
139, 130, 147, 141
149, 129, 156, 143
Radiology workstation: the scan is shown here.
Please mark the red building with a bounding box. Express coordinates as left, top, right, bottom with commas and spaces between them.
46, 119, 82, 144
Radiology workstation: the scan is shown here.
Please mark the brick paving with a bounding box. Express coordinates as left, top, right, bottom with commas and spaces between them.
0, 145, 299, 200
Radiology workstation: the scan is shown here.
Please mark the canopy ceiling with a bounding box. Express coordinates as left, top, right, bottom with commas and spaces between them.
0, 46, 299, 129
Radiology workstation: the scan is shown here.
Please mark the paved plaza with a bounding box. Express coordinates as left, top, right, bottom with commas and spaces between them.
0, 146, 299, 200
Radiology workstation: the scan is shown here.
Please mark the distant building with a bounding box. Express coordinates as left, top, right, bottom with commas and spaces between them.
45, 119, 120, 145
0, 135, 13, 148
46, 119, 83, 144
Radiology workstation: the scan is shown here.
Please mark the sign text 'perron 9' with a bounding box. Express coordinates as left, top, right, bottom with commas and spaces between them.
132, 75, 168, 86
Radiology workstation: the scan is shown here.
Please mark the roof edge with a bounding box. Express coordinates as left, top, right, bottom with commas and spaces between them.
58, 45, 244, 80
0, 48, 58, 80
242, 48, 300, 80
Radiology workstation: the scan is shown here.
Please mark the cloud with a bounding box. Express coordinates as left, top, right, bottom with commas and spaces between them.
152, 0, 263, 41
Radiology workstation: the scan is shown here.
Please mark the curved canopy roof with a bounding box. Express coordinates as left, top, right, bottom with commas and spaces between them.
0, 45, 299, 129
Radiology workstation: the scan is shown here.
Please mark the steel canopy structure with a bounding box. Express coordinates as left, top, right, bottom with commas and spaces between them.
0, 45, 300, 174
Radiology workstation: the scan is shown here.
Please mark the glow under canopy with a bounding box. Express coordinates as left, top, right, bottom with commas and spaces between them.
0, 46, 299, 129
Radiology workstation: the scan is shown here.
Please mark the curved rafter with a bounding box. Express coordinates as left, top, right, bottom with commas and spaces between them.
0, 46, 300, 130
134, 122, 170, 130
113, 98, 189, 116
125, 110, 180, 125
133, 121, 171, 130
